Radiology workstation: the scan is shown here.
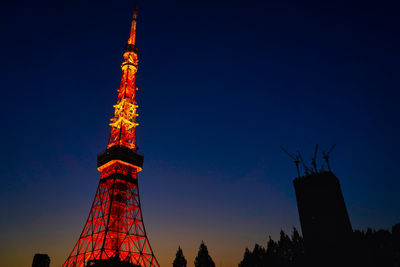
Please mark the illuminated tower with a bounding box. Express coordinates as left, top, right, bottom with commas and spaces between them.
63, 3, 159, 267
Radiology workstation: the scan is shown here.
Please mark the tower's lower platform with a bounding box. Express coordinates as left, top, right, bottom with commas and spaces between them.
87, 258, 140, 267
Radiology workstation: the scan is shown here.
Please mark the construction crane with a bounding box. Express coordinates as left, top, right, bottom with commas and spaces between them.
297, 151, 312, 176
280, 146, 300, 177
311, 144, 319, 173
322, 144, 336, 172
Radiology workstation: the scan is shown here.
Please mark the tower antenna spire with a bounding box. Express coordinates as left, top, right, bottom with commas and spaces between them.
128, 0, 138, 45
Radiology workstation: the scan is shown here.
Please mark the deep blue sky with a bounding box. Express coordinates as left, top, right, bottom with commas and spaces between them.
1, 0, 399, 266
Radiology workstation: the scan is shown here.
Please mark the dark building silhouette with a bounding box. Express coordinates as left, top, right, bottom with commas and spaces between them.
293, 171, 353, 266
32, 254, 50, 267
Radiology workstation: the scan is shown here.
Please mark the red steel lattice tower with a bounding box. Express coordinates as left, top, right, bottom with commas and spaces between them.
63, 3, 159, 267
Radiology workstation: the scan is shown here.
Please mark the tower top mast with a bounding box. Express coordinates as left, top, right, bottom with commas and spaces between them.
128, 0, 138, 45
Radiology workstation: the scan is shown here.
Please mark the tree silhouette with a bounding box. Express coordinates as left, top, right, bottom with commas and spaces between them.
290, 228, 305, 266
277, 230, 291, 266
173, 246, 187, 267
392, 223, 400, 266
266, 236, 278, 266
353, 225, 400, 267
238, 223, 400, 267
239, 244, 267, 267
238, 248, 252, 267
238, 228, 305, 267
194, 241, 215, 267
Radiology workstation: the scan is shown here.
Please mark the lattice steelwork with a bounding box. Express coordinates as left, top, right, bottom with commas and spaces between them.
63, 3, 159, 267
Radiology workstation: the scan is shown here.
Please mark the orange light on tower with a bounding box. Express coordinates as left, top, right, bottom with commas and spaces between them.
107, 9, 139, 150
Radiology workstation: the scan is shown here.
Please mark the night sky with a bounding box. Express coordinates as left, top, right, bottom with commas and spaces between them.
1, 0, 400, 266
